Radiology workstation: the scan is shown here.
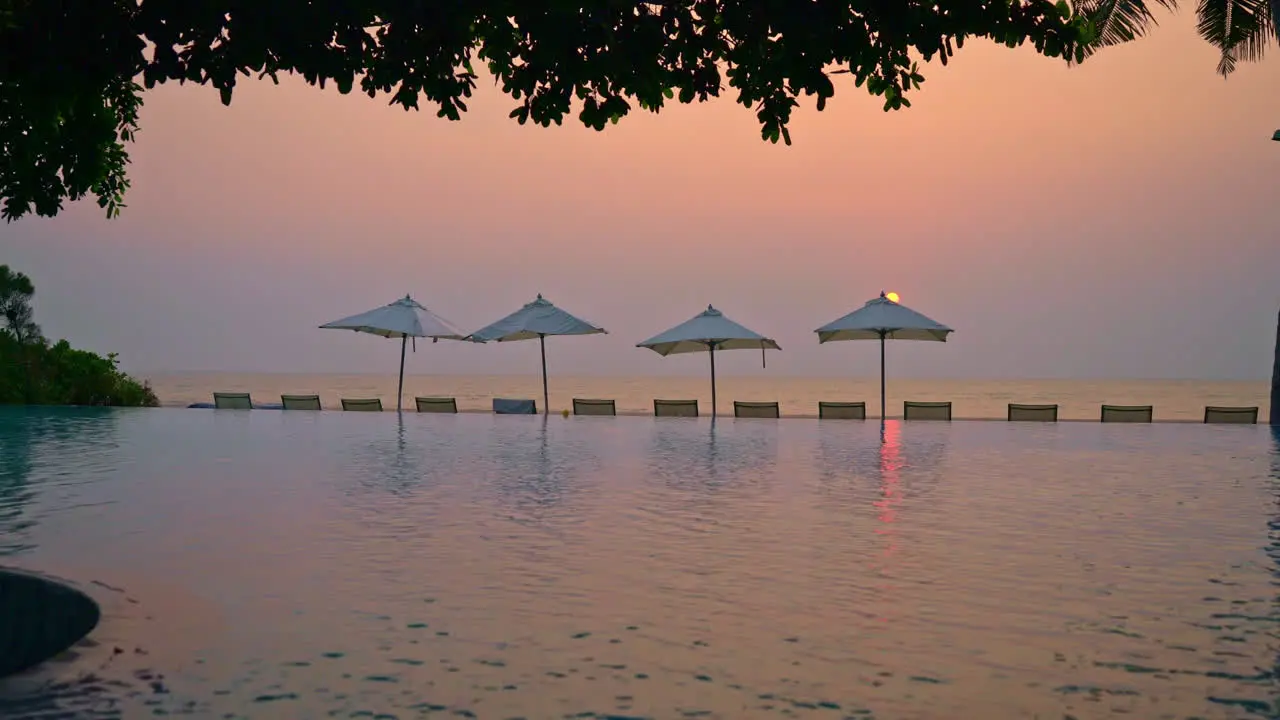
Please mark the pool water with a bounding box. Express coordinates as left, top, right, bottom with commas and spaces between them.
0, 407, 1276, 719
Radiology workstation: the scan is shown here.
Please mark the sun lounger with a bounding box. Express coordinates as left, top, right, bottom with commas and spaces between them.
213, 392, 252, 409
416, 397, 458, 413
734, 401, 780, 418
654, 399, 698, 417
818, 401, 866, 419
493, 398, 537, 415
573, 399, 616, 416
281, 394, 322, 410
904, 401, 951, 421
1101, 404, 1152, 423
341, 398, 383, 412
1203, 406, 1258, 424
1008, 403, 1058, 422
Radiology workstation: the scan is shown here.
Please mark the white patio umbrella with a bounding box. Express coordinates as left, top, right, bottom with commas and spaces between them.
468, 294, 606, 415
320, 294, 472, 412
638, 305, 781, 418
815, 291, 953, 420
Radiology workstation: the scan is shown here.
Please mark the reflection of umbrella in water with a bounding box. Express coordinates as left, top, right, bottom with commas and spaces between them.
468, 295, 606, 415
876, 420, 906, 528
638, 305, 780, 418
815, 291, 953, 420
1272, 426, 1280, 475
1255, 426, 1279, 660
813, 418, 949, 506
492, 418, 599, 526
1269, 426, 1279, 561
648, 420, 777, 492
639, 422, 779, 543
320, 295, 474, 413
345, 414, 431, 496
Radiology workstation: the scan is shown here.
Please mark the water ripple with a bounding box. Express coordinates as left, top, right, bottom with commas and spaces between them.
0, 408, 1276, 719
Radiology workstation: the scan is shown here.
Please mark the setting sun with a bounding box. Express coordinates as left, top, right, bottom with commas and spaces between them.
885, 292, 900, 303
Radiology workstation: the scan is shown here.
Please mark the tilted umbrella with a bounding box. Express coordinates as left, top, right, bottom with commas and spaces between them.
815, 291, 953, 420
468, 294, 606, 415
638, 305, 780, 418
320, 294, 474, 412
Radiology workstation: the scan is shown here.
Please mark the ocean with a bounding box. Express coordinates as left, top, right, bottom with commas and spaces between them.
147, 372, 1271, 421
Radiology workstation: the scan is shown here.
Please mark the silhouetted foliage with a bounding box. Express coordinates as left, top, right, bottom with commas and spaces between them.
0, 265, 39, 343
1, 0, 1094, 221
0, 265, 158, 407
1076, 0, 1277, 76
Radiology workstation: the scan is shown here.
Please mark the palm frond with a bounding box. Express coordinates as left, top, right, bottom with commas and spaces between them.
1216, 48, 1238, 73
1196, 0, 1276, 75
1076, 0, 1180, 58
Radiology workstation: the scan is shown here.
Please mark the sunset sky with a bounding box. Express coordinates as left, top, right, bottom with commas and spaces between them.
4, 13, 1279, 381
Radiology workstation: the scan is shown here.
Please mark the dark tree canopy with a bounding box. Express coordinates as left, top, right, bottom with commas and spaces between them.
1, 0, 1096, 222
0, 264, 39, 343
0, 264, 158, 406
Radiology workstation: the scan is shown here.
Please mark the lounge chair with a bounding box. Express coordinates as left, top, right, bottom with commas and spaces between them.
1101, 405, 1152, 423
904, 401, 952, 421
1008, 403, 1058, 422
493, 398, 537, 415
734, 401, 780, 418
573, 399, 616, 416
654, 399, 698, 417
213, 392, 252, 409
281, 394, 322, 410
1204, 406, 1258, 424
818, 401, 866, 419
416, 397, 458, 413
341, 398, 383, 412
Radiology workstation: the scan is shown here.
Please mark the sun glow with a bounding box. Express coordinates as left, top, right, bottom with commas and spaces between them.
885, 292, 900, 303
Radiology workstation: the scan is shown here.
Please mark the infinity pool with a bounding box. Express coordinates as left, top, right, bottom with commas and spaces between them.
0, 407, 1276, 719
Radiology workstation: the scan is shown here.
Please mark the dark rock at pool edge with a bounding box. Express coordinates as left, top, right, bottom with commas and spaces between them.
0, 568, 101, 678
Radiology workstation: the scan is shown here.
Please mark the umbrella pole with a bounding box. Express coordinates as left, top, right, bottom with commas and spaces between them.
539, 333, 549, 416
879, 331, 887, 421
710, 343, 717, 418
397, 334, 407, 413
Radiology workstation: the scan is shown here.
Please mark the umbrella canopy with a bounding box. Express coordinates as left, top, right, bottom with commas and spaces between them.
638, 305, 781, 355
468, 294, 606, 414
320, 294, 473, 412
815, 292, 953, 420
469, 294, 605, 342
638, 305, 781, 417
321, 295, 469, 340
816, 293, 952, 342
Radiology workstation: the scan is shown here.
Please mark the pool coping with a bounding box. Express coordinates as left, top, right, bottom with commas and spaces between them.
173, 406, 1269, 424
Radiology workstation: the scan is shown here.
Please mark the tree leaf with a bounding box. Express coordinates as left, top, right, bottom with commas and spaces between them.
0, 0, 1100, 221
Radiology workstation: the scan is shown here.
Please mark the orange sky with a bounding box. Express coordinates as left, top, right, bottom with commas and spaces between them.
4, 12, 1279, 379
